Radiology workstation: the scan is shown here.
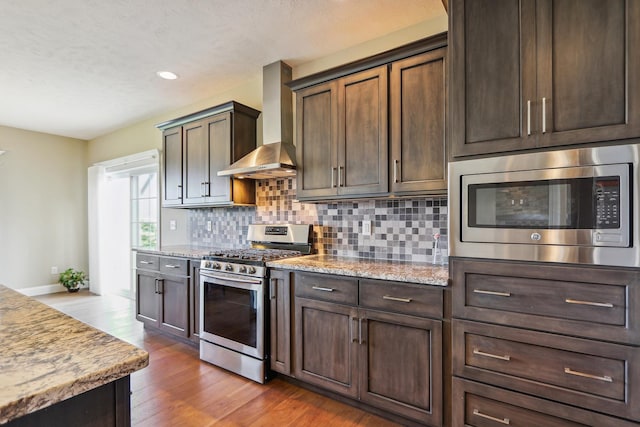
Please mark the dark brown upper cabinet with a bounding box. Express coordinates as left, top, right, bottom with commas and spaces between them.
450, 0, 640, 157
158, 101, 259, 208
162, 126, 184, 207
295, 81, 338, 199
390, 47, 447, 194
290, 34, 448, 202
295, 66, 388, 200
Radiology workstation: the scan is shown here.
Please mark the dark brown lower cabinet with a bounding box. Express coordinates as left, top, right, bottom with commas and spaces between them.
289, 271, 444, 426
453, 319, 640, 421
136, 255, 190, 339
294, 297, 360, 399
450, 257, 640, 424
189, 260, 200, 343
269, 269, 293, 376
6, 377, 131, 427
359, 309, 442, 424
452, 377, 639, 427
136, 270, 160, 325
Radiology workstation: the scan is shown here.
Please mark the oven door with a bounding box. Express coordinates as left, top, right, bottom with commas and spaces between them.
199, 270, 265, 360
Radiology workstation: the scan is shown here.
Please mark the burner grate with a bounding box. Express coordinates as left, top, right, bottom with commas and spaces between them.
205, 248, 303, 263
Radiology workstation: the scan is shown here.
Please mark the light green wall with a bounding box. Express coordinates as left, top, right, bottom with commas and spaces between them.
0, 125, 87, 289
293, 15, 448, 79
87, 74, 263, 165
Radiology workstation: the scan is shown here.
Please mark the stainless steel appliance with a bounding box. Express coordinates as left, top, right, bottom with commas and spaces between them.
199, 224, 312, 383
449, 143, 640, 267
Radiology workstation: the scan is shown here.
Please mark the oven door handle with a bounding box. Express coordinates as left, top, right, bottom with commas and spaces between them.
200, 271, 263, 286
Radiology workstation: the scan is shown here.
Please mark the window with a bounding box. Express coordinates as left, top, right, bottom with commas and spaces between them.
131, 172, 158, 250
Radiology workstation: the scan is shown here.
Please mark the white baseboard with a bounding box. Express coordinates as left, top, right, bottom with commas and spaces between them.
17, 284, 67, 296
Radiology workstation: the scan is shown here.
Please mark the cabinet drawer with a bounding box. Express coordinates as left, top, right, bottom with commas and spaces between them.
452, 377, 639, 427
159, 257, 189, 276
359, 279, 443, 318
136, 254, 159, 271
453, 320, 640, 421
295, 272, 358, 306
451, 258, 640, 344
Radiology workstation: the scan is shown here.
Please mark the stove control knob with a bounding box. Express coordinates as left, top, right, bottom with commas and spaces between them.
248, 266, 257, 274
225, 264, 234, 272
213, 262, 221, 270
239, 266, 247, 273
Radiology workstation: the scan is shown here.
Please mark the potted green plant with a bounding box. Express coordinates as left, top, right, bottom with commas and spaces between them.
59, 268, 86, 293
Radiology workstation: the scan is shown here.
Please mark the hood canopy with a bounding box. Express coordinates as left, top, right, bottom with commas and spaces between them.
217, 61, 296, 179
217, 141, 296, 179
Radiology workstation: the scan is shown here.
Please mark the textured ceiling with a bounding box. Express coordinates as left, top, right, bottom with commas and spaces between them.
0, 0, 445, 140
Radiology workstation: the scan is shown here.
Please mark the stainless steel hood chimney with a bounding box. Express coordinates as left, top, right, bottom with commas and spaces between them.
218, 61, 296, 179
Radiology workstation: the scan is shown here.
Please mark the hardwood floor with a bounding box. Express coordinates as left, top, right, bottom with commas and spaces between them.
36, 291, 401, 427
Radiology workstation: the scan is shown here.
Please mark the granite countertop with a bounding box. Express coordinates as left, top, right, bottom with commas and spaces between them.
0, 285, 149, 424
134, 245, 218, 259
267, 255, 449, 286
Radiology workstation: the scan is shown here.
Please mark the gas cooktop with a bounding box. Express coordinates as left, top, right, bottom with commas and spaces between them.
205, 248, 304, 264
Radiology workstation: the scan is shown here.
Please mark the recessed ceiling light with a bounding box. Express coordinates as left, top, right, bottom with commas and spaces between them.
156, 71, 178, 80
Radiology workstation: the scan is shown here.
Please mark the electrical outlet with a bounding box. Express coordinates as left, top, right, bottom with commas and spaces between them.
50, 266, 58, 275
169, 220, 177, 231
207, 221, 212, 232
362, 220, 372, 236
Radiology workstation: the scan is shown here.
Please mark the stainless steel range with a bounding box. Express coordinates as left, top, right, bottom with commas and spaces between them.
199, 224, 312, 383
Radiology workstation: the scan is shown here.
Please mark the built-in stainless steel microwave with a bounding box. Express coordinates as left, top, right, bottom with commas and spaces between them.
449, 143, 640, 267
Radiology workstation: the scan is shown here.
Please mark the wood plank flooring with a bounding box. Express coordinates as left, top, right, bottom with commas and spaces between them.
36, 291, 401, 427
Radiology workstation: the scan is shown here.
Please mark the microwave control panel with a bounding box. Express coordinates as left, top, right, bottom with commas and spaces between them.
594, 177, 620, 229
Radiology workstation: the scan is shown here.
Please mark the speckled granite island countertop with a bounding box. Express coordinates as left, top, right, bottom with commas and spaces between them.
267, 255, 449, 286
0, 285, 149, 425
134, 245, 217, 258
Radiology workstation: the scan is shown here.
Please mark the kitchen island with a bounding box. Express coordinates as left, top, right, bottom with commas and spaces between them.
0, 285, 148, 426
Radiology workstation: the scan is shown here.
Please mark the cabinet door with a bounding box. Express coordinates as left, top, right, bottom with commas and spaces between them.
338, 66, 388, 196
537, 0, 640, 147
359, 309, 443, 426
294, 297, 359, 398
189, 262, 200, 343
182, 120, 207, 205
158, 276, 189, 338
162, 127, 183, 206
295, 81, 339, 199
269, 270, 292, 375
205, 112, 233, 204
390, 49, 447, 194
450, 0, 537, 157
136, 271, 159, 326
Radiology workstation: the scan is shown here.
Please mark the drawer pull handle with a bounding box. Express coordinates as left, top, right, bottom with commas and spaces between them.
312, 286, 334, 292
473, 289, 511, 297
473, 409, 510, 425
383, 295, 412, 303
565, 298, 613, 308
564, 367, 612, 383
164, 264, 181, 269
473, 348, 511, 361
140, 261, 153, 265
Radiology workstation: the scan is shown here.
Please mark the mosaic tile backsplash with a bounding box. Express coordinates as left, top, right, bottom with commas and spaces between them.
189, 178, 448, 263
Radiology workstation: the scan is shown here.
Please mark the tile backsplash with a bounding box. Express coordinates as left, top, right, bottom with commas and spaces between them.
189, 178, 448, 263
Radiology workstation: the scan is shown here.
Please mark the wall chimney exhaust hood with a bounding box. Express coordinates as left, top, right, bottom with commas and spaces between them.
218, 61, 296, 179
